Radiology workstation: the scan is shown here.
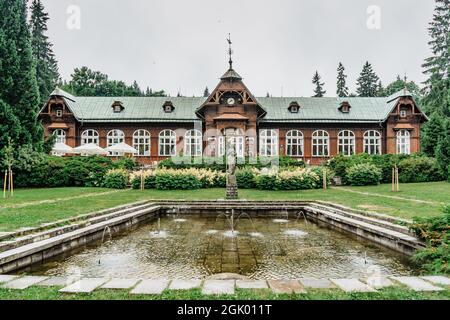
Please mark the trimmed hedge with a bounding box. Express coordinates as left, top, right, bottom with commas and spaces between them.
103, 169, 129, 189
13, 155, 138, 188
328, 153, 444, 185
255, 167, 327, 191
158, 156, 305, 171
346, 163, 382, 186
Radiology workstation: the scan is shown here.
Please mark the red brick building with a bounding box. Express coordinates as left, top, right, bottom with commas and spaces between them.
39, 64, 428, 165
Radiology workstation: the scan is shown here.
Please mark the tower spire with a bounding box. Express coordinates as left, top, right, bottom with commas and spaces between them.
227, 33, 233, 70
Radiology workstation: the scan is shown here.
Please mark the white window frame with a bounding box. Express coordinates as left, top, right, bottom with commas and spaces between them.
312, 130, 329, 157
218, 136, 225, 157
396, 130, 411, 155
81, 130, 99, 146
56, 109, 63, 117
133, 129, 151, 157
107, 129, 125, 156
53, 129, 66, 144
159, 129, 177, 156
338, 130, 356, 156
259, 129, 279, 157
184, 129, 202, 157
364, 130, 381, 155
286, 130, 304, 157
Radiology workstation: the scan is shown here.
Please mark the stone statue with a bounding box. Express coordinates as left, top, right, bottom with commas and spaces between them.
226, 136, 238, 199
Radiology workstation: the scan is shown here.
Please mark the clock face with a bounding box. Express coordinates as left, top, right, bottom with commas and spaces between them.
227, 97, 236, 105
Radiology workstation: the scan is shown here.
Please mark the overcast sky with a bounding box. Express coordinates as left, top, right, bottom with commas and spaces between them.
42, 0, 436, 97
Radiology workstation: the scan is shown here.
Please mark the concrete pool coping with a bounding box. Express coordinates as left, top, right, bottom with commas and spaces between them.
0, 200, 425, 275
0, 274, 448, 295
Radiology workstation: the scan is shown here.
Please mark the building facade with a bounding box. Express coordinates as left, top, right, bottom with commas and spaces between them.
39, 65, 428, 165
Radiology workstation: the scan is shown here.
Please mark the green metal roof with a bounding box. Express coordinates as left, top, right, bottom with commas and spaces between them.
50, 88, 418, 124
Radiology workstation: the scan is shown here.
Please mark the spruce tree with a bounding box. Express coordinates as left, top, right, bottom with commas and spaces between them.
421, 112, 444, 156
29, 0, 59, 104
312, 71, 326, 97
203, 87, 210, 97
0, 99, 20, 153
0, 0, 43, 149
336, 63, 348, 97
356, 61, 380, 97
435, 118, 450, 176
423, 0, 450, 86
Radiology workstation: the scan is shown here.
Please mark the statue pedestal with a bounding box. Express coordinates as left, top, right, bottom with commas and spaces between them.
226, 175, 238, 199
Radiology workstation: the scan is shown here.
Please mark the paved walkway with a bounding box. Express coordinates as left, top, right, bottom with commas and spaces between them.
333, 187, 444, 205
0, 275, 448, 296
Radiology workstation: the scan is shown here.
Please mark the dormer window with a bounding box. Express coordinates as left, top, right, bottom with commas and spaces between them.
112, 101, 124, 113
56, 109, 63, 117
163, 101, 175, 113
288, 101, 300, 113
339, 101, 351, 113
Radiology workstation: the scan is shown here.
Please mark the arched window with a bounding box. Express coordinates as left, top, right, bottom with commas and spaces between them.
81, 130, 99, 145
364, 130, 381, 155
286, 130, 304, 157
133, 130, 151, 156
53, 129, 66, 144
396, 130, 411, 155
184, 129, 202, 157
107, 129, 125, 156
312, 130, 329, 157
159, 130, 176, 156
259, 129, 278, 156
338, 130, 356, 156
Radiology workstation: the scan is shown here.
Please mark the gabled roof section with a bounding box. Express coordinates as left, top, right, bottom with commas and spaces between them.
386, 88, 413, 103
50, 87, 76, 102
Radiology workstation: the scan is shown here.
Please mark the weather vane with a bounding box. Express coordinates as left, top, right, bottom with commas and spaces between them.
227, 33, 233, 69
403, 72, 408, 94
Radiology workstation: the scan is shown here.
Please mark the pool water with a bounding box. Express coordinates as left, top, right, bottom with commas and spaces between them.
22, 215, 418, 279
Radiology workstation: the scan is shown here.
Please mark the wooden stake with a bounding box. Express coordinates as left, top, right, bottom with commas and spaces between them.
323, 170, 327, 190
396, 166, 400, 192
10, 170, 13, 197
3, 171, 7, 199
140, 169, 144, 191
392, 167, 395, 192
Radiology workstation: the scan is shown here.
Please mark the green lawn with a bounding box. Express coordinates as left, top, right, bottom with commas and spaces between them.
0, 286, 448, 300
0, 182, 448, 232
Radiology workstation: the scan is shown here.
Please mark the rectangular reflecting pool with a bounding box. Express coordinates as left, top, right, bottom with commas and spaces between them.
19, 215, 418, 279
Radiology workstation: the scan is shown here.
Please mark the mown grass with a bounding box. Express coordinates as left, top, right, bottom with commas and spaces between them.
0, 182, 448, 231
0, 286, 448, 300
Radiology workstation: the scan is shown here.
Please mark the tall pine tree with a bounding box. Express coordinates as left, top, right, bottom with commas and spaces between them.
203, 87, 210, 97
435, 118, 450, 176
356, 61, 380, 97
0, 0, 42, 149
336, 63, 348, 97
312, 71, 326, 97
421, 0, 450, 116
29, 0, 59, 104
422, 112, 444, 156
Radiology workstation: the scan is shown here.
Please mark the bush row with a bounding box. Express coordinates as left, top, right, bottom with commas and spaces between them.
129, 167, 328, 191
328, 153, 445, 186
157, 156, 305, 171
13, 153, 138, 188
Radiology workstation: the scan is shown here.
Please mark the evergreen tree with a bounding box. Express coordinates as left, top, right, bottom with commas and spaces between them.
435, 118, 450, 176
384, 75, 422, 98
0, 99, 20, 157
356, 61, 380, 97
0, 0, 43, 149
266, 92, 270, 98
203, 87, 210, 97
421, 0, 450, 116
376, 81, 385, 97
422, 112, 444, 156
422, 0, 450, 87
312, 71, 326, 97
336, 63, 348, 97
29, 0, 59, 104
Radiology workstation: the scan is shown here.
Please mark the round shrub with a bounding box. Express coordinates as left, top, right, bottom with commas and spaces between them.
103, 169, 129, 189
398, 156, 444, 183
346, 163, 382, 186
236, 168, 257, 189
